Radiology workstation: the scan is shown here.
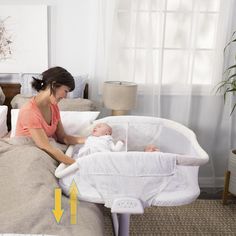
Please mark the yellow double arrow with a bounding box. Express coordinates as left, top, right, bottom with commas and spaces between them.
52, 180, 79, 224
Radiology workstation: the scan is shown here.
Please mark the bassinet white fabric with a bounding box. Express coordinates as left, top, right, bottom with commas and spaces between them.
56, 116, 208, 207
59, 151, 178, 207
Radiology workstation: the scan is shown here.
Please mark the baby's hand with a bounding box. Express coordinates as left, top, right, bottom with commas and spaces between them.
144, 144, 160, 152
117, 140, 125, 146
120, 140, 125, 145
113, 140, 124, 152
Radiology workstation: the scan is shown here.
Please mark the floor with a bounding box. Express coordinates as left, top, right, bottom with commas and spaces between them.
104, 189, 236, 236
199, 187, 236, 200
199, 187, 223, 199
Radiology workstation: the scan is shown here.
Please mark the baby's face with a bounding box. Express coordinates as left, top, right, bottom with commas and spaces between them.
92, 123, 112, 137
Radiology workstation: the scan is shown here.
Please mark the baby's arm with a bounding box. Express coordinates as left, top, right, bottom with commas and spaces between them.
110, 140, 124, 152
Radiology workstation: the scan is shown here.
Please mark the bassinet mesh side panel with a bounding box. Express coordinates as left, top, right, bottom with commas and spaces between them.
158, 126, 197, 156
127, 123, 162, 151
93, 116, 200, 156
95, 121, 163, 151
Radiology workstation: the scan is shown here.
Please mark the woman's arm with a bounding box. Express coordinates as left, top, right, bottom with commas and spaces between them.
55, 120, 86, 145
29, 128, 75, 165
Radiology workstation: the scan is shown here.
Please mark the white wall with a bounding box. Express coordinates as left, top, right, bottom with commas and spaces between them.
0, 0, 96, 76
1, 1, 236, 188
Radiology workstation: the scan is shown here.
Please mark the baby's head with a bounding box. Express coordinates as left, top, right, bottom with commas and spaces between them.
92, 123, 112, 137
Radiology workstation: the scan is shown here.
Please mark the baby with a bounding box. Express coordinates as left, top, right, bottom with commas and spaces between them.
74, 123, 124, 159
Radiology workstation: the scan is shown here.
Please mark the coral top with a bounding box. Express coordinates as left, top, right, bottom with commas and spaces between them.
15, 97, 61, 137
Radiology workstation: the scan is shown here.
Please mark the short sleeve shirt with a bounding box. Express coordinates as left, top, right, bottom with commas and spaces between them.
15, 97, 61, 137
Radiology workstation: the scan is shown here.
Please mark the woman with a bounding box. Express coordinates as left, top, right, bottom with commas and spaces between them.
15, 66, 85, 164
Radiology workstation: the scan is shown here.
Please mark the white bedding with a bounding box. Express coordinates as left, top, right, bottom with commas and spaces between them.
0, 86, 5, 105
0, 106, 8, 138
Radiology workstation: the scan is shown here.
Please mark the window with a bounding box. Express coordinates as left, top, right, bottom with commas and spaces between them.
109, 0, 228, 89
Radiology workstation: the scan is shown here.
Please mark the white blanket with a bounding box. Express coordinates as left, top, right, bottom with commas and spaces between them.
58, 152, 176, 207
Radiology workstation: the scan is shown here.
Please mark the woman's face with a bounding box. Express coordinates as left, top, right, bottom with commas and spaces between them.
50, 85, 70, 104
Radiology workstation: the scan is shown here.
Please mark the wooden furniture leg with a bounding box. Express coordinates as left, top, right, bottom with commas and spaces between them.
222, 171, 231, 205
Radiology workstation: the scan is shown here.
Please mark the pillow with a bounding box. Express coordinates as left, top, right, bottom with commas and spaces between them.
11, 94, 31, 109
58, 98, 97, 111
11, 109, 100, 138
11, 94, 97, 111
68, 75, 88, 98
0, 86, 5, 105
20, 73, 39, 96
60, 111, 100, 136
10, 109, 19, 138
0, 105, 8, 138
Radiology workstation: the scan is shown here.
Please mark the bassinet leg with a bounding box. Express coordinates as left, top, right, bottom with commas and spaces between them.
222, 170, 231, 205
112, 213, 130, 236
111, 197, 143, 235
112, 213, 119, 236
118, 213, 130, 236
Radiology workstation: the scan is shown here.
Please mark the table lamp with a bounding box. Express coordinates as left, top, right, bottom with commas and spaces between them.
103, 81, 138, 116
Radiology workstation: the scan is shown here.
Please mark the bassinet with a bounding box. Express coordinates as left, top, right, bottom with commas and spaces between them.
55, 116, 209, 236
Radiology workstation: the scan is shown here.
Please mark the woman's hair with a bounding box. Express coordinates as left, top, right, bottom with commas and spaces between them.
32, 66, 75, 94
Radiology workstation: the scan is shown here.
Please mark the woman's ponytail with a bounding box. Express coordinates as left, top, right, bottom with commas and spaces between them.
31, 75, 45, 92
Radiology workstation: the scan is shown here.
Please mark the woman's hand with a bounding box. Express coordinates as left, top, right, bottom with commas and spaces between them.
77, 136, 86, 144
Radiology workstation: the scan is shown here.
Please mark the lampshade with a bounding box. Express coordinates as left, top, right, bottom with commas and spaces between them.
103, 81, 138, 115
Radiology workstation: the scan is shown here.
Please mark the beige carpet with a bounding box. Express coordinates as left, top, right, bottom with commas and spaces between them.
104, 199, 236, 235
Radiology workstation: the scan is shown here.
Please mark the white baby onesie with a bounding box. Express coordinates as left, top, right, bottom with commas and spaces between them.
75, 135, 124, 159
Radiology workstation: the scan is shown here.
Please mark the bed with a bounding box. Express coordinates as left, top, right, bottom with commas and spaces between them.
0, 81, 104, 236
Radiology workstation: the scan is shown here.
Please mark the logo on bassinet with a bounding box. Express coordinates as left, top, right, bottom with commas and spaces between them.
52, 180, 79, 224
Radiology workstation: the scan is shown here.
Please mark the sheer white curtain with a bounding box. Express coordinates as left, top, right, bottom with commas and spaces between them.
90, 0, 235, 187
